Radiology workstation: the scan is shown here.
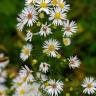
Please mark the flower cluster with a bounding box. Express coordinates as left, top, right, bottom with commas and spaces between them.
12, 65, 64, 96
18, 0, 78, 62
15, 0, 96, 96
0, 53, 9, 96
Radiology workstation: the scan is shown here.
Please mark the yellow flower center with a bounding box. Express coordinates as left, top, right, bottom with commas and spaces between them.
44, 82, 49, 87
20, 89, 26, 95
54, 12, 61, 19
87, 83, 93, 89
28, 13, 32, 19
52, 0, 58, 6
58, 3, 65, 9
23, 48, 30, 55
40, 2, 47, 8
48, 44, 55, 51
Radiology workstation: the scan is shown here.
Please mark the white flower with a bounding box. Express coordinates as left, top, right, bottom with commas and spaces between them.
39, 23, 52, 37
57, 0, 70, 11
39, 62, 50, 73
0, 53, 9, 69
25, 30, 33, 42
20, 44, 32, 61
25, 0, 37, 6
82, 77, 96, 95
68, 56, 80, 69
28, 82, 42, 96
35, 0, 51, 14
17, 17, 25, 32
45, 79, 64, 96
63, 20, 77, 37
17, 6, 38, 31
13, 66, 34, 88
19, 65, 34, 82
43, 39, 61, 57
63, 38, 71, 46
49, 7, 66, 26
14, 83, 31, 96
36, 72, 48, 81
13, 82, 42, 96
0, 85, 7, 96
0, 69, 7, 83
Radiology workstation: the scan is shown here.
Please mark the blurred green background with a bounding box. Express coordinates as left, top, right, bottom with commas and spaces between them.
0, 0, 96, 95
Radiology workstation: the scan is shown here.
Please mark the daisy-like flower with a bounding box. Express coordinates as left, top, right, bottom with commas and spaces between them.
35, 0, 51, 14
63, 38, 71, 46
45, 79, 64, 96
20, 44, 32, 61
14, 83, 31, 96
19, 65, 34, 82
39, 23, 52, 37
25, 30, 33, 42
17, 6, 38, 31
68, 56, 80, 69
36, 72, 48, 81
63, 20, 77, 37
0, 85, 7, 96
57, 0, 70, 11
49, 7, 67, 26
82, 77, 96, 95
13, 66, 34, 88
28, 82, 42, 96
39, 62, 50, 73
25, 0, 37, 6
43, 39, 61, 57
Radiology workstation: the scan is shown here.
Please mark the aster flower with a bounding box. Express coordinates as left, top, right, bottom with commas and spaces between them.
39, 62, 50, 73
45, 79, 64, 96
19, 65, 34, 82
63, 20, 77, 37
13, 66, 34, 88
20, 44, 32, 61
68, 56, 80, 69
28, 82, 42, 96
49, 7, 67, 26
35, 0, 51, 14
63, 38, 71, 46
17, 6, 38, 31
36, 72, 48, 81
82, 77, 96, 95
14, 83, 31, 96
39, 23, 52, 37
43, 39, 61, 57
57, 0, 70, 11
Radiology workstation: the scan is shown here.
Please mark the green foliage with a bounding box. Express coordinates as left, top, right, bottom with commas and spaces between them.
0, 0, 96, 95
